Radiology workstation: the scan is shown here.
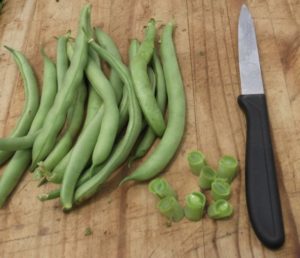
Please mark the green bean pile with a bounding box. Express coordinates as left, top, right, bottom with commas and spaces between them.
0, 4, 186, 210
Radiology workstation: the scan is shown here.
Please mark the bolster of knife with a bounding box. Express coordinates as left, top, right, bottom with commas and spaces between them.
238, 94, 285, 249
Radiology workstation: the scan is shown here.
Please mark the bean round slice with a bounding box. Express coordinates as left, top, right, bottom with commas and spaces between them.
0, 47, 39, 165
130, 19, 166, 137
121, 22, 186, 183
31, 4, 90, 169
0, 49, 57, 207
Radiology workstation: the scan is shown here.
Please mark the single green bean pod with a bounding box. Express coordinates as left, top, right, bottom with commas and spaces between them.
187, 151, 206, 176
211, 179, 231, 201
184, 192, 206, 221
148, 178, 177, 199
198, 166, 216, 190
207, 199, 234, 219
217, 155, 238, 183
38, 188, 60, 201
157, 196, 184, 222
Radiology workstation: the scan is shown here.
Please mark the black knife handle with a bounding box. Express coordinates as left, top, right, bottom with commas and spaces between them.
238, 94, 284, 249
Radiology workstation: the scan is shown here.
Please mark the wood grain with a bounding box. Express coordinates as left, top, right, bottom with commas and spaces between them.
0, 0, 300, 257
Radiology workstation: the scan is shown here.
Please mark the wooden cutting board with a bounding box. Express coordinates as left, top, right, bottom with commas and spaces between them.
0, 0, 300, 257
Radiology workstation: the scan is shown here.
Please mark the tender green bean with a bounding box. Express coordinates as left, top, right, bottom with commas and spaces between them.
95, 27, 123, 103
0, 50, 57, 207
47, 149, 72, 184
73, 37, 142, 204
130, 50, 167, 160
211, 179, 231, 201
121, 22, 186, 183
118, 39, 140, 131
148, 178, 177, 199
217, 155, 238, 183
31, 4, 90, 169
56, 32, 70, 90
207, 199, 234, 219
130, 19, 166, 137
0, 131, 38, 151
0, 47, 39, 165
184, 192, 206, 221
187, 151, 207, 176
84, 84, 102, 127
157, 196, 184, 222
198, 166, 216, 190
37, 85, 87, 174
38, 188, 61, 201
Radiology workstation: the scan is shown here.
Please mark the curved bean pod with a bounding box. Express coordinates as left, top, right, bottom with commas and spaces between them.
121, 22, 186, 183
118, 39, 140, 131
0, 47, 39, 165
31, 4, 90, 168
73, 38, 142, 204
0, 131, 38, 151
0, 50, 57, 207
56, 31, 70, 90
131, 50, 166, 160
130, 19, 166, 137
95, 27, 123, 103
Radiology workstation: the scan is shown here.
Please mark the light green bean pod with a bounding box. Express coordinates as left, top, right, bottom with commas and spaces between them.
131, 50, 167, 160
0, 47, 39, 165
56, 32, 70, 90
118, 39, 140, 131
0, 131, 38, 151
0, 50, 57, 207
37, 85, 87, 173
74, 38, 143, 204
130, 19, 166, 137
31, 4, 90, 169
95, 27, 123, 103
38, 188, 61, 201
121, 22, 186, 183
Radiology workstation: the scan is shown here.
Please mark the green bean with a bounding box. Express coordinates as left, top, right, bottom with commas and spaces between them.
56, 31, 70, 90
38, 188, 61, 201
0, 49, 57, 207
95, 27, 123, 103
148, 178, 177, 199
157, 196, 184, 222
0, 47, 39, 165
184, 192, 206, 221
84, 84, 102, 127
31, 4, 90, 169
130, 50, 167, 160
187, 151, 206, 176
86, 55, 119, 166
73, 37, 142, 204
211, 179, 231, 201
118, 39, 140, 131
37, 85, 86, 174
0, 131, 38, 151
198, 166, 216, 190
121, 22, 186, 183
46, 149, 72, 184
217, 155, 238, 183
207, 199, 234, 219
130, 19, 165, 137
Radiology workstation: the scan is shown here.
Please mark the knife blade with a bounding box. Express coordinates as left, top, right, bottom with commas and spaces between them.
238, 4, 285, 249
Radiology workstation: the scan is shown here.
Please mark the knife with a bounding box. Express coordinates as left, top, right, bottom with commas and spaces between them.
238, 5, 285, 249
